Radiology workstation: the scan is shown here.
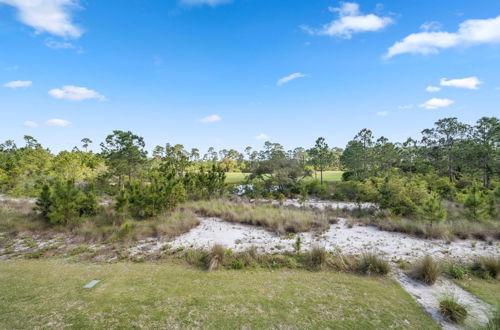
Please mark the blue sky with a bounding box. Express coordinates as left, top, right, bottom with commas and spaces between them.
1, 0, 499, 153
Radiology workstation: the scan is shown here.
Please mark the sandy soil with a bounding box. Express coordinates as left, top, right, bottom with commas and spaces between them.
395, 274, 493, 329
155, 217, 499, 262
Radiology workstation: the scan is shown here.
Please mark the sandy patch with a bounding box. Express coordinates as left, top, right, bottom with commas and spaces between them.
395, 274, 493, 329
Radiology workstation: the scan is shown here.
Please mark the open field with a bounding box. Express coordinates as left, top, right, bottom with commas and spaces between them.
0, 260, 439, 329
225, 171, 343, 184
225, 172, 250, 184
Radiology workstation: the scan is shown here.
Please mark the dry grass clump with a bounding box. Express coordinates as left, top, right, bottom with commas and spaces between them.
185, 199, 330, 234
357, 253, 390, 276
470, 256, 500, 279
207, 244, 226, 271
353, 216, 499, 241
309, 246, 327, 270
0, 204, 46, 234
409, 255, 441, 285
179, 246, 389, 276
439, 297, 467, 324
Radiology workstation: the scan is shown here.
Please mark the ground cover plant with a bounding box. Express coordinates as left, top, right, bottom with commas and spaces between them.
0, 260, 439, 329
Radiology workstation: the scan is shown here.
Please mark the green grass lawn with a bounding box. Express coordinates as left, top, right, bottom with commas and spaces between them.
0, 260, 438, 329
225, 172, 249, 184
454, 277, 500, 306
225, 171, 343, 185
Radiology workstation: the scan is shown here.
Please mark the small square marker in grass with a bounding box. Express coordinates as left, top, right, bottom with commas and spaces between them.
83, 280, 100, 289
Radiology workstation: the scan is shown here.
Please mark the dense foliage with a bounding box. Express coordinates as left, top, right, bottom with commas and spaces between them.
0, 116, 498, 224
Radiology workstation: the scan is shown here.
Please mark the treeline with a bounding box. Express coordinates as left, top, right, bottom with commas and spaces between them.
0, 116, 498, 225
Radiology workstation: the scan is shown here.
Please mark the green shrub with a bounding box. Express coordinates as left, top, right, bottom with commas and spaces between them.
36, 180, 99, 226
228, 258, 246, 270
410, 255, 440, 285
357, 253, 390, 276
448, 263, 466, 280
294, 235, 301, 253
115, 178, 186, 219
439, 297, 467, 324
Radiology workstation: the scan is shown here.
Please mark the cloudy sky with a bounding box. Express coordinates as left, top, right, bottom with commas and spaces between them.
1, 0, 499, 152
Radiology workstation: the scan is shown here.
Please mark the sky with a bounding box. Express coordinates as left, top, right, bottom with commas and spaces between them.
0, 0, 499, 153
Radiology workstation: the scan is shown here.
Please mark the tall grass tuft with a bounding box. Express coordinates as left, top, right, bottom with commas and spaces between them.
208, 244, 226, 271
357, 253, 390, 276
309, 246, 327, 270
410, 255, 441, 285
470, 256, 500, 279
439, 297, 467, 324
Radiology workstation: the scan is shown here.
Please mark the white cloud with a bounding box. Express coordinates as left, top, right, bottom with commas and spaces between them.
200, 114, 221, 123
426, 86, 441, 92
24, 120, 38, 128
440, 76, 483, 90
277, 72, 307, 86
386, 15, 500, 58
4, 80, 32, 88
255, 133, 269, 140
46, 118, 71, 127
0, 0, 83, 38
420, 21, 442, 32
398, 104, 414, 110
180, 0, 231, 6
376, 111, 389, 117
44, 38, 75, 49
302, 2, 393, 39
420, 98, 454, 110
48, 85, 106, 101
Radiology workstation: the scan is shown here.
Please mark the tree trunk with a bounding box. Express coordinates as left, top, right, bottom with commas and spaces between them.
320, 169, 323, 186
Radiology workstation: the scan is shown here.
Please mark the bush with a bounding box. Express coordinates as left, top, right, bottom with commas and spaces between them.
439, 297, 467, 324
410, 255, 440, 285
357, 253, 390, 276
36, 180, 99, 226
115, 178, 186, 219
448, 263, 466, 280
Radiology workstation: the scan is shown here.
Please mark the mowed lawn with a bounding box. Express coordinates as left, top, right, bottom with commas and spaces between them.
225, 171, 343, 185
0, 260, 438, 329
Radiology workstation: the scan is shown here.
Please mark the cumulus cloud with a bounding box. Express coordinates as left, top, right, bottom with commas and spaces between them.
420, 98, 454, 110
302, 2, 393, 39
24, 120, 38, 128
376, 111, 389, 117
200, 114, 221, 123
398, 104, 414, 110
46, 118, 71, 127
48, 85, 106, 101
255, 133, 269, 140
277, 73, 307, 86
426, 86, 441, 92
440, 76, 483, 90
0, 0, 83, 38
4, 80, 32, 88
385, 15, 500, 58
180, 0, 232, 6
